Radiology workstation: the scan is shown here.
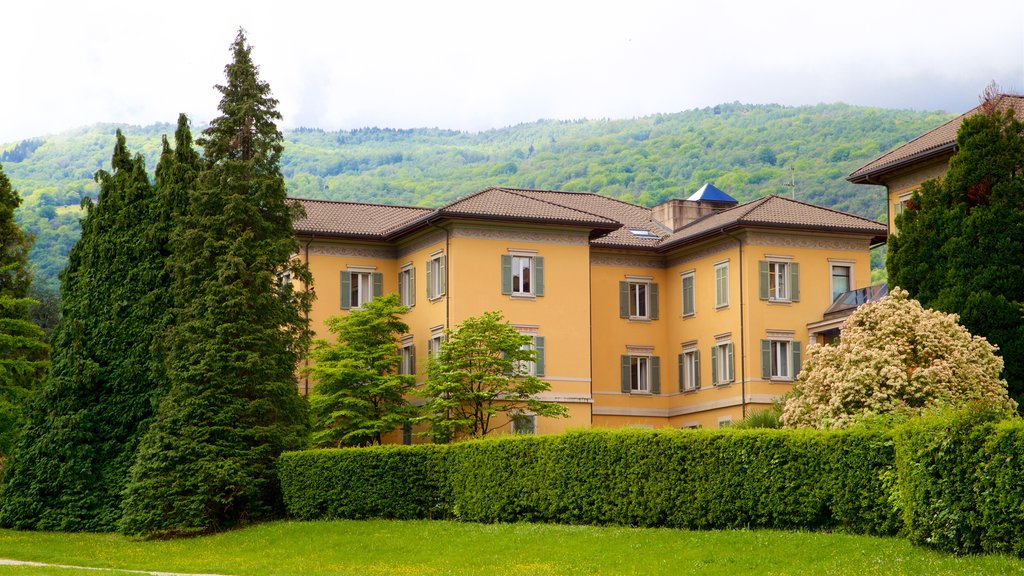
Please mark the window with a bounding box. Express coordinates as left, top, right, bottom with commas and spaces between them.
761, 339, 802, 380
831, 265, 851, 303
620, 354, 661, 394
758, 260, 800, 302
399, 344, 416, 375
428, 333, 444, 357
618, 281, 659, 320
398, 266, 416, 307
514, 336, 546, 377
501, 254, 545, 296
512, 413, 536, 435
340, 270, 382, 309
714, 262, 729, 308
681, 271, 695, 317
678, 348, 700, 391
718, 417, 733, 429
426, 254, 445, 300
711, 342, 735, 385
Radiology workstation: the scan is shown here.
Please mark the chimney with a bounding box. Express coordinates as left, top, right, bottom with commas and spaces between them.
652, 183, 737, 232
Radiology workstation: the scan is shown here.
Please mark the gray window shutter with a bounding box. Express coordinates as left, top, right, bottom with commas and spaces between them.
426, 259, 433, 299
501, 254, 512, 294
534, 257, 544, 296
620, 355, 630, 393
403, 266, 411, 307
534, 336, 545, 376
650, 283, 659, 320
792, 341, 801, 377
711, 346, 718, 385
651, 356, 661, 394
439, 256, 447, 296
761, 339, 771, 379
619, 282, 629, 318
410, 344, 416, 376
677, 353, 684, 392
727, 343, 735, 382
398, 271, 405, 302
694, 350, 701, 389
340, 271, 352, 309
682, 276, 694, 316
759, 260, 770, 300
790, 262, 800, 301
373, 272, 383, 298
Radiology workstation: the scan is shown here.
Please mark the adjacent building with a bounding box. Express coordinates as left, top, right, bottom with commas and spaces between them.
848, 93, 1024, 232
293, 185, 885, 440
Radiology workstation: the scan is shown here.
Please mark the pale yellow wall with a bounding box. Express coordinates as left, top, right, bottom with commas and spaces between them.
446, 223, 594, 429
884, 157, 950, 229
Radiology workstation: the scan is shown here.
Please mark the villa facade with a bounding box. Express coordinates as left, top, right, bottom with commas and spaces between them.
293, 185, 886, 441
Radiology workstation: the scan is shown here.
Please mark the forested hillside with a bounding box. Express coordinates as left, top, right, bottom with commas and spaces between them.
1, 102, 953, 290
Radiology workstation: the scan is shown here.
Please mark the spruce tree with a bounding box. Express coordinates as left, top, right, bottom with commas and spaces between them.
889, 98, 1024, 402
0, 163, 47, 462
0, 132, 178, 531
120, 30, 312, 536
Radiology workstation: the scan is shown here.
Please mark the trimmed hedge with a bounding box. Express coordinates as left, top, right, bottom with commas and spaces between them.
280, 427, 899, 534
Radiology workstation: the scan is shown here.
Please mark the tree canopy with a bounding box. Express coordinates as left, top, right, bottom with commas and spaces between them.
420, 311, 567, 440
308, 293, 417, 447
781, 288, 1017, 429
888, 96, 1024, 402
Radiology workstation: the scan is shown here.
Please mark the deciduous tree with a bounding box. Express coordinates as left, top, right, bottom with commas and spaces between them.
308, 293, 416, 447
781, 288, 1016, 429
420, 311, 566, 440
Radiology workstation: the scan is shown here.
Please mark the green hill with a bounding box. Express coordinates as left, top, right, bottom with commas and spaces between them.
1, 102, 953, 291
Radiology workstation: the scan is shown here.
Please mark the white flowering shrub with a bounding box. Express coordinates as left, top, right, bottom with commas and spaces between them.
781, 288, 1016, 429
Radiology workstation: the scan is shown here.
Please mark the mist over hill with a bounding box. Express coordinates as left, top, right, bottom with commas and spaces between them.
1, 102, 952, 291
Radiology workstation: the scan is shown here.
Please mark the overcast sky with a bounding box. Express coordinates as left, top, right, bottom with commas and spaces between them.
2, 0, 1022, 145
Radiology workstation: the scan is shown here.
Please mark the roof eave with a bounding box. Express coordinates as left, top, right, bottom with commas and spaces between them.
848, 142, 957, 184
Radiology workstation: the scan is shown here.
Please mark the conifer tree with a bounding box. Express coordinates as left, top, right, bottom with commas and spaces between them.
0, 163, 47, 463
120, 30, 312, 536
0, 132, 179, 531
888, 95, 1024, 402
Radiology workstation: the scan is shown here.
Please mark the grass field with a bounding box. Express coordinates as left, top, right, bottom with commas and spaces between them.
1, 520, 1023, 575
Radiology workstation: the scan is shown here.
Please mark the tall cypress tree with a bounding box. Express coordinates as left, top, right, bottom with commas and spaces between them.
0, 163, 48, 462
0, 132, 178, 531
120, 30, 312, 536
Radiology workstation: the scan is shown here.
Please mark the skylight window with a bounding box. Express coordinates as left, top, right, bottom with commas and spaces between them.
629, 229, 658, 238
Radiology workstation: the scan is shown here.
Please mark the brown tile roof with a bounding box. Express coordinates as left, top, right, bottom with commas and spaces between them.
292, 197, 432, 238
849, 94, 1024, 183
293, 189, 885, 248
657, 195, 888, 249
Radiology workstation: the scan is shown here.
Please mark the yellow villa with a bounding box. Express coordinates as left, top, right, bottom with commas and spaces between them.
293, 184, 885, 441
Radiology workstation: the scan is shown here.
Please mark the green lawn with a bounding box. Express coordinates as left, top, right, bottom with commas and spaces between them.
0, 520, 1022, 575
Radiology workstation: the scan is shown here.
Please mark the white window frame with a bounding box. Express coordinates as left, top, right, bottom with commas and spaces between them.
718, 417, 733, 429
681, 271, 695, 318
427, 254, 444, 300
399, 266, 414, 307
769, 339, 793, 380
630, 355, 650, 392
767, 260, 790, 301
511, 413, 536, 435
399, 344, 415, 375
681, 348, 699, 391
511, 255, 533, 296
628, 281, 650, 319
515, 342, 536, 377
428, 332, 444, 358
351, 271, 373, 309
713, 341, 735, 385
830, 264, 852, 303
714, 262, 730, 308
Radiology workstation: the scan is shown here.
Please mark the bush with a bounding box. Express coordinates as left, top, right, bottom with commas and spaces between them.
280, 427, 899, 535
278, 445, 448, 521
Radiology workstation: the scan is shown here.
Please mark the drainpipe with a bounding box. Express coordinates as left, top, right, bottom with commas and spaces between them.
721, 228, 746, 419
303, 233, 314, 396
